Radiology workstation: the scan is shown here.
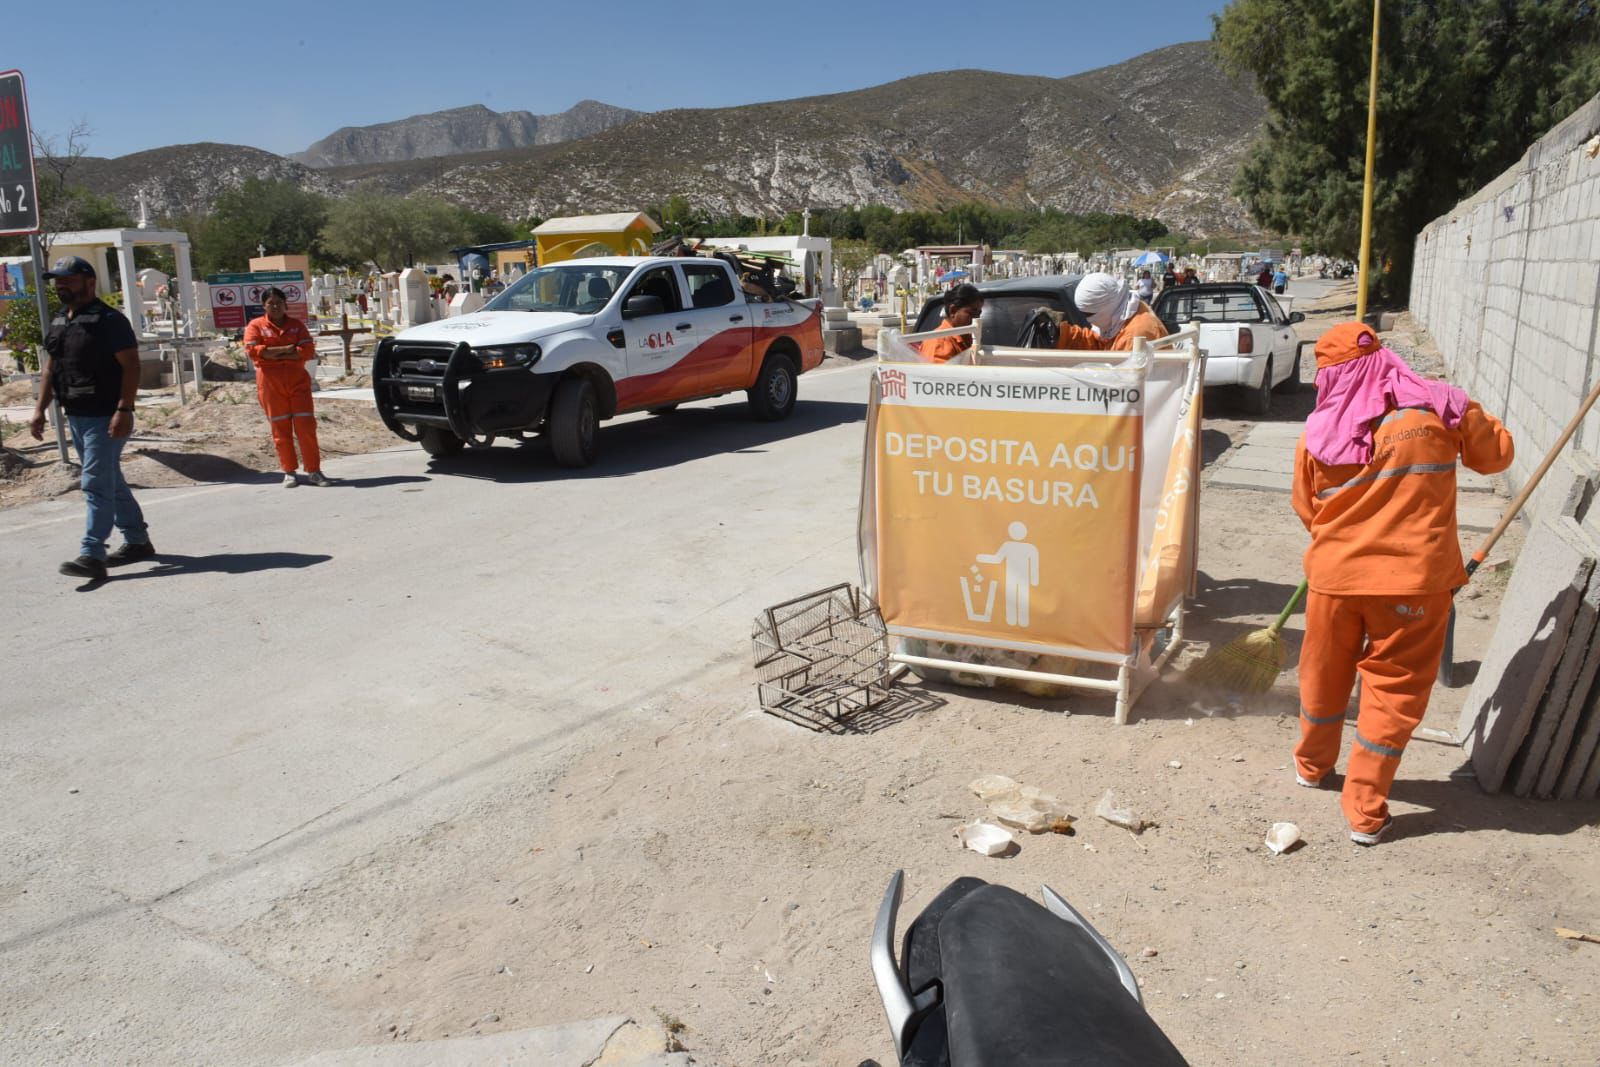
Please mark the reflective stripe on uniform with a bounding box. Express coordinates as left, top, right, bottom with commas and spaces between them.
1318, 462, 1456, 499
1301, 708, 1344, 725
1355, 731, 1404, 759
268, 414, 293, 422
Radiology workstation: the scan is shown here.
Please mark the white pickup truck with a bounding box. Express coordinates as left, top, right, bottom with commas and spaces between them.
1152, 283, 1306, 414
373, 255, 825, 467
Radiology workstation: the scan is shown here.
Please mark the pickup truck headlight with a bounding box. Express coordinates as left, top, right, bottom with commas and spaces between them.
475, 343, 542, 370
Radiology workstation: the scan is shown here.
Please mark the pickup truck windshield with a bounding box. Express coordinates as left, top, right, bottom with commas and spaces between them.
484, 264, 634, 314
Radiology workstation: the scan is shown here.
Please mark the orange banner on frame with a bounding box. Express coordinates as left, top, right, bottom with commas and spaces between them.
873, 363, 1144, 658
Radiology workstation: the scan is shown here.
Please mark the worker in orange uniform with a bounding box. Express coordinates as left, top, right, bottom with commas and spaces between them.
917, 283, 984, 363
1055, 272, 1167, 351
1292, 322, 1513, 845
244, 287, 332, 487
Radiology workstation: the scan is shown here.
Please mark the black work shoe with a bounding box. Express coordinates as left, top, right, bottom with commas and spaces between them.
106, 541, 157, 566
59, 556, 108, 580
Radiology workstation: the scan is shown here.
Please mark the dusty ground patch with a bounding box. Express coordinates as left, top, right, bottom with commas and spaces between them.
220, 283, 1597, 1065
0, 375, 395, 511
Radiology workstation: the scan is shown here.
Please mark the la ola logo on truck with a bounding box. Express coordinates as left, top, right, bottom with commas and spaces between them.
638, 331, 676, 350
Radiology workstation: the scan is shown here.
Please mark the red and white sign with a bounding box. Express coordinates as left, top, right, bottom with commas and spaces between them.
210, 285, 245, 329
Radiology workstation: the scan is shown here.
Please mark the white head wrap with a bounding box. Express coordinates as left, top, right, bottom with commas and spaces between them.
1075, 272, 1141, 339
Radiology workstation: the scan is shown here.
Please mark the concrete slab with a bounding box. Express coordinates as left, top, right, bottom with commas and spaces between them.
1458, 505, 1504, 533
1557, 662, 1600, 799
1223, 446, 1297, 474
314, 387, 376, 403
282, 1015, 691, 1067
1458, 518, 1596, 792
1580, 706, 1600, 799
1207, 466, 1293, 493
1243, 422, 1304, 444
1511, 522, 1600, 796
1457, 469, 1499, 494
824, 326, 864, 355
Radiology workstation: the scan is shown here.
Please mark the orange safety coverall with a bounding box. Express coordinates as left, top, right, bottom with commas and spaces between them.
243, 310, 321, 473
1292, 402, 1513, 833
1055, 303, 1167, 351
918, 317, 971, 363
244, 314, 322, 473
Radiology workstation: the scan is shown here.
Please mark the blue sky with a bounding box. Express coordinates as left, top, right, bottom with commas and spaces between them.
9, 1, 1224, 160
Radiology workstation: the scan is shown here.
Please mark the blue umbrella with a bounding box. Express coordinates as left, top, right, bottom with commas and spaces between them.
942, 269, 970, 280
1133, 251, 1169, 267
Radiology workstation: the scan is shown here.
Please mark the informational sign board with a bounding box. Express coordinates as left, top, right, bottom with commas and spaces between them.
871, 362, 1144, 658
205, 269, 307, 330
0, 70, 41, 236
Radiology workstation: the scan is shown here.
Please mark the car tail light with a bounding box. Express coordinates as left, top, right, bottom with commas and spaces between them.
1237, 327, 1253, 354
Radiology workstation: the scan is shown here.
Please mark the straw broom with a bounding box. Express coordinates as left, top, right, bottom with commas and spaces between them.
1191, 1, 1383, 695
1189, 580, 1308, 693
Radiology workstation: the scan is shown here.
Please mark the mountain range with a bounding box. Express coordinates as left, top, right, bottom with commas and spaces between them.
291, 101, 642, 168
72, 42, 1266, 239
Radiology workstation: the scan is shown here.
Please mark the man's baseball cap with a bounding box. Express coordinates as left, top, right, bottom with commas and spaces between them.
42, 256, 96, 279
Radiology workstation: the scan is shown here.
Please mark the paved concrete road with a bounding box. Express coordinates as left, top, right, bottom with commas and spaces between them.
1, 363, 875, 1064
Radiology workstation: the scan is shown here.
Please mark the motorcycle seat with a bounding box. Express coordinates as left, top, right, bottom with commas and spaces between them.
931, 883, 1188, 1066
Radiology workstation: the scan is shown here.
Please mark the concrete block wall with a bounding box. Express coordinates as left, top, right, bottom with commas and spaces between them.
1412, 94, 1600, 533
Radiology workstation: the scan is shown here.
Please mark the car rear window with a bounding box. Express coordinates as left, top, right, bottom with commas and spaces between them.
1157, 289, 1265, 325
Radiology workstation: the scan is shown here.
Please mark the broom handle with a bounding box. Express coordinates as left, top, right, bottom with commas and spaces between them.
1463, 373, 1600, 580
1269, 579, 1309, 636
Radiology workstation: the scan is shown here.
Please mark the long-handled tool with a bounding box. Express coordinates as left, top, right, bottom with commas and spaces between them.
1441, 372, 1600, 685
1188, 579, 1308, 694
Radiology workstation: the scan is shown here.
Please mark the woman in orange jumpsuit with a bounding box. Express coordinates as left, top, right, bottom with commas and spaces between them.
244, 287, 330, 487
1292, 322, 1513, 844
919, 283, 984, 363
1054, 271, 1167, 352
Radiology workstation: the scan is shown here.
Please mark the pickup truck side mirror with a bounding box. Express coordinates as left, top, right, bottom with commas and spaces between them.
1289, 311, 1305, 324
622, 294, 665, 319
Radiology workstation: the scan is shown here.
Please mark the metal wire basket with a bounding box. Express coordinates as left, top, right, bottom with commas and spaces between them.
752, 584, 894, 730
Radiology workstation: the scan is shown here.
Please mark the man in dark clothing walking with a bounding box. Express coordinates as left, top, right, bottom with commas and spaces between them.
28, 256, 155, 580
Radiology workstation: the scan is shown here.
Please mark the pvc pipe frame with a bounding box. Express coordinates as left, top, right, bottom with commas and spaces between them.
889, 601, 1186, 726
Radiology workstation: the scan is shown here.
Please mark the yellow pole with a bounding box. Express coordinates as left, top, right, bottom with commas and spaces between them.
1356, 0, 1381, 321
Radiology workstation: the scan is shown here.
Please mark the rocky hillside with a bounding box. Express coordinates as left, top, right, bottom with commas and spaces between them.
73, 143, 336, 219
324, 42, 1264, 236
292, 101, 641, 168
74, 42, 1265, 238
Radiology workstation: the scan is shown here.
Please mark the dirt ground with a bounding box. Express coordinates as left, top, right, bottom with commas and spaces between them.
12, 291, 1599, 1064
0, 361, 395, 511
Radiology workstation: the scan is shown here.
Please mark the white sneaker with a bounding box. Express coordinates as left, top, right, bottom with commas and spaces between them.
1350, 816, 1394, 846
282, 473, 298, 488
1295, 772, 1325, 788
304, 471, 332, 487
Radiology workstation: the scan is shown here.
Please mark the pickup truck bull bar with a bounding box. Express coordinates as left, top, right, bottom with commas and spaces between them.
372, 338, 474, 443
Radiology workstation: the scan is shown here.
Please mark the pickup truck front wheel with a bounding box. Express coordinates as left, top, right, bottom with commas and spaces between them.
1240, 356, 1273, 416
748, 353, 798, 421
419, 426, 466, 458
549, 376, 599, 468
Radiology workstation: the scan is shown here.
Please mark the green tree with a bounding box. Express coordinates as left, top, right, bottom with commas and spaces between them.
455, 209, 516, 247
831, 239, 875, 304
1214, 0, 1600, 299
193, 178, 329, 275
2, 286, 53, 371
0, 123, 132, 259
320, 193, 465, 272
